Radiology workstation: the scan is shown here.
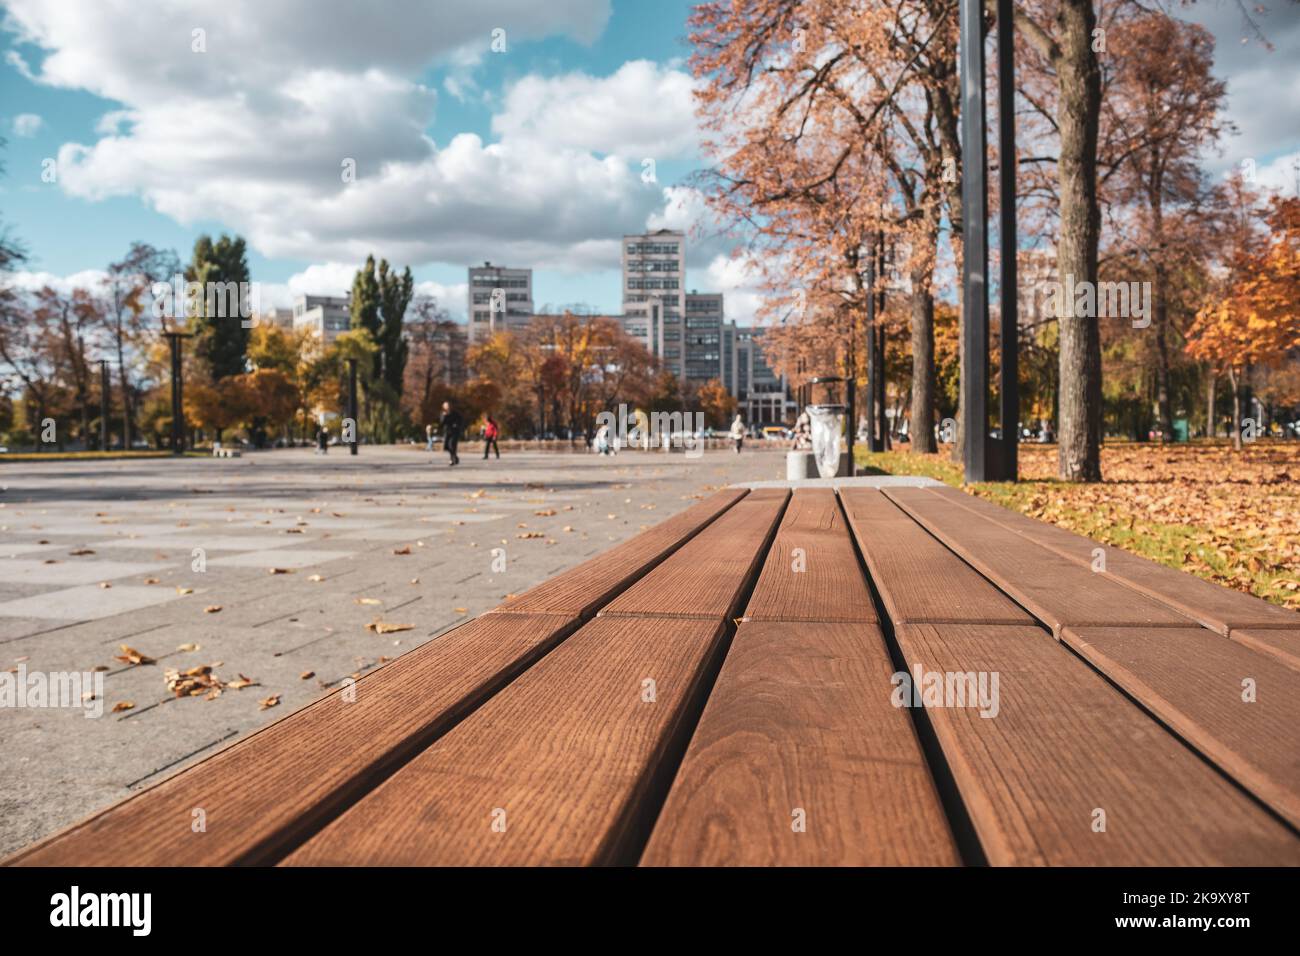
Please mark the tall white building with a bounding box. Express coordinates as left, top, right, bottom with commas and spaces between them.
468, 262, 534, 344
293, 294, 350, 344
621, 229, 685, 376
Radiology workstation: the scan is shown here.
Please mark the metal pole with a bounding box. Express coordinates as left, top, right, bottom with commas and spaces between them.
997, 0, 1018, 480
99, 359, 110, 451
864, 239, 880, 452
347, 357, 359, 455
959, 0, 989, 482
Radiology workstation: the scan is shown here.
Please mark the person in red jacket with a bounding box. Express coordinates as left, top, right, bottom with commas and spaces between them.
482, 415, 501, 460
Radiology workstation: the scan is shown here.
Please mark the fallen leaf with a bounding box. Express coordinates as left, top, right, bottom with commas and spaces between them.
142, 577, 160, 585
308, 574, 324, 582
259, 695, 280, 710
392, 545, 412, 555
268, 567, 294, 575
365, 620, 414, 635
177, 642, 200, 652
355, 597, 382, 605
111, 701, 134, 713
300, 671, 315, 680
115, 645, 155, 666
204, 605, 222, 614
176, 586, 194, 595
69, 548, 96, 556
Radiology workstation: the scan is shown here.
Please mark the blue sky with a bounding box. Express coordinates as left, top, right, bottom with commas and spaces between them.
1, 0, 1298, 323
0, 0, 720, 318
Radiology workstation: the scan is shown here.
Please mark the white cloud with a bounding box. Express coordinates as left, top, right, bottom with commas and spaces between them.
492, 60, 700, 159
2, 0, 687, 272
6, 268, 108, 294
11, 112, 43, 137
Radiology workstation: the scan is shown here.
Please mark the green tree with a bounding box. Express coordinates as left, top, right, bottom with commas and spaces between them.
378, 259, 413, 394
186, 234, 250, 380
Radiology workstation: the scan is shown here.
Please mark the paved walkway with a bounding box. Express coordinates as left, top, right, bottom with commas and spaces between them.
0, 444, 785, 855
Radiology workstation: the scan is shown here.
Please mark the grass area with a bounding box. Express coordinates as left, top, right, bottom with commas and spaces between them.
0, 450, 209, 462
856, 440, 1300, 610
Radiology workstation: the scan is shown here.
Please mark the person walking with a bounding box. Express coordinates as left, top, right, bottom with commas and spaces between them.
439, 401, 463, 466
482, 415, 501, 460
425, 423, 435, 452
316, 424, 329, 455
595, 422, 611, 456
729, 414, 746, 454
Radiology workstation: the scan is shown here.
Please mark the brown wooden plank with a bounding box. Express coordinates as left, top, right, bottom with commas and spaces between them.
490, 487, 748, 618
283, 616, 727, 866
840, 488, 1032, 625
883, 488, 1194, 636
741, 489, 878, 623
640, 622, 958, 866
600, 493, 788, 621
6, 613, 579, 866
1062, 625, 1300, 829
895, 622, 1300, 865
926, 485, 1300, 636
1230, 627, 1300, 673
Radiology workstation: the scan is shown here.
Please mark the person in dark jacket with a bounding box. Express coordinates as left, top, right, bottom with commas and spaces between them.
439, 401, 463, 466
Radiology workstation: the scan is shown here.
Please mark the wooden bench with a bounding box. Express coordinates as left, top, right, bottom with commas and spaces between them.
8, 484, 1300, 866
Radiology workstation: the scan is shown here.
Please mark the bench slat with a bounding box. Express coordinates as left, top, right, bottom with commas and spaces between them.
491, 488, 748, 618
883, 489, 1194, 636
841, 488, 1033, 625
283, 616, 728, 866
741, 489, 878, 623
927, 485, 1300, 639
895, 622, 1300, 865
600, 493, 788, 621
1230, 626, 1300, 673
7, 613, 580, 866
641, 622, 959, 866
1062, 625, 1300, 829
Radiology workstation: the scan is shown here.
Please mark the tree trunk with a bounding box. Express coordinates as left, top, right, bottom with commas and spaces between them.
1054, 0, 1103, 481
1206, 371, 1216, 439
1229, 368, 1241, 451
910, 268, 937, 453
116, 342, 133, 451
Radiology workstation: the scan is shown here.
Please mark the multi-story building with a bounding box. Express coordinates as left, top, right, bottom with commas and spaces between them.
468, 262, 533, 345
293, 294, 350, 344
734, 325, 795, 425
683, 291, 724, 385
252, 306, 295, 331
622, 229, 685, 376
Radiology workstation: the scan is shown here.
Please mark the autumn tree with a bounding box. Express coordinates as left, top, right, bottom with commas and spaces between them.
1186, 196, 1300, 450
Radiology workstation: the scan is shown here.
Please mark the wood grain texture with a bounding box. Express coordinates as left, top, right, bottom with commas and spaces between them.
883, 488, 1194, 636
927, 485, 1300, 635
600, 493, 788, 621
492, 488, 748, 617
840, 488, 1032, 625
1062, 625, 1300, 829
894, 623, 1300, 865
1229, 627, 1300, 673
283, 617, 727, 866
640, 622, 958, 866
742, 489, 878, 623
6, 613, 579, 866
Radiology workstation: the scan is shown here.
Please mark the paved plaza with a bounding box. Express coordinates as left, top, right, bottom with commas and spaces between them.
0, 443, 785, 856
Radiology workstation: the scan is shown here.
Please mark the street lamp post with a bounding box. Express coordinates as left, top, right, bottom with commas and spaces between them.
161, 331, 192, 454
99, 359, 111, 451
959, 0, 1019, 482
346, 357, 359, 455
